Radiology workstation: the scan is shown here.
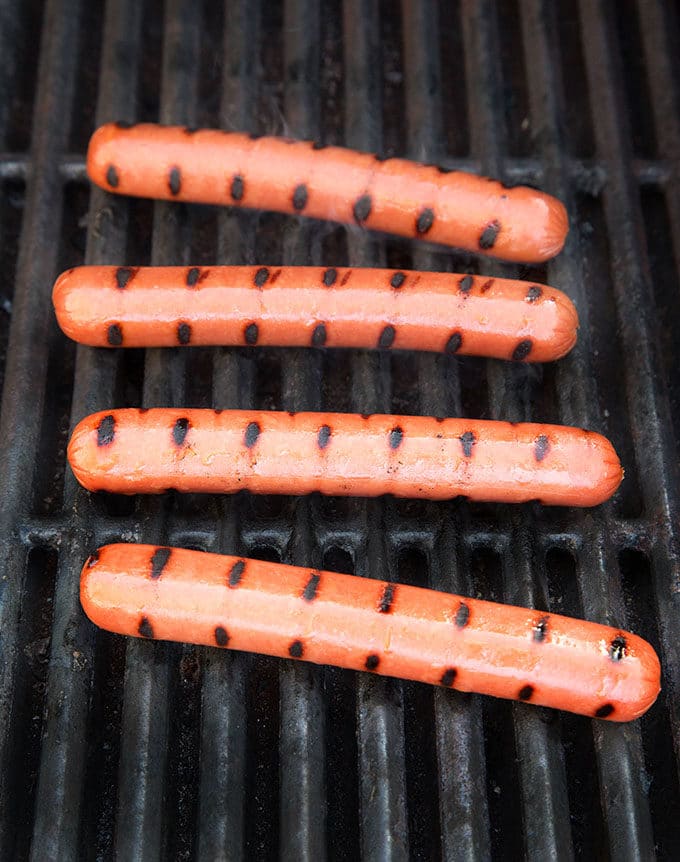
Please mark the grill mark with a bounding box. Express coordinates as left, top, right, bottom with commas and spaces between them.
378, 583, 396, 613
312, 323, 327, 347
512, 339, 533, 361
302, 572, 321, 602
610, 635, 627, 662
177, 322, 191, 345
458, 275, 473, 294
416, 207, 434, 234
106, 164, 119, 187
353, 194, 372, 223
323, 267, 337, 286
479, 219, 501, 249
228, 560, 245, 587
378, 325, 396, 349
390, 271, 406, 288
96, 414, 115, 446
115, 267, 135, 289
254, 267, 269, 288
533, 616, 549, 642
215, 626, 229, 647
150, 547, 171, 579
365, 654, 380, 671
107, 323, 123, 346
480, 278, 495, 293
172, 417, 189, 446
455, 602, 470, 628
595, 704, 614, 718
518, 685, 534, 701
317, 424, 331, 449
168, 166, 181, 195
445, 332, 463, 354
244, 421, 260, 448
534, 435, 550, 462
138, 616, 154, 638
230, 174, 244, 201
459, 431, 476, 457
186, 267, 200, 287
292, 183, 308, 211
244, 323, 259, 345
440, 668, 457, 687
389, 426, 404, 449
289, 640, 304, 658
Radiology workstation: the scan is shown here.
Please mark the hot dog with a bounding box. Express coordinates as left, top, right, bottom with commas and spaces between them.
86, 123, 569, 264
52, 265, 578, 362
67, 409, 623, 506
80, 544, 660, 721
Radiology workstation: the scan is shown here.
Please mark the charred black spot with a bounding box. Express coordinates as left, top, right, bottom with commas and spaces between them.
533, 616, 549, 642
215, 626, 229, 646
460, 431, 476, 457
479, 219, 501, 250
458, 275, 473, 294
440, 668, 457, 687
106, 165, 119, 187
229, 560, 245, 587
445, 332, 463, 354
318, 424, 331, 449
186, 267, 200, 287
416, 207, 435, 234
292, 183, 308, 211
168, 166, 181, 196
512, 339, 533, 361
87, 549, 100, 567
365, 654, 380, 671
254, 267, 269, 288
312, 323, 327, 347
138, 616, 154, 638
231, 174, 244, 201
610, 635, 627, 662
595, 703, 614, 718
115, 267, 135, 289
173, 417, 189, 446
244, 323, 259, 345
245, 421, 260, 448
150, 547, 171, 579
519, 685, 534, 701
378, 583, 396, 613
303, 572, 321, 602
534, 435, 550, 462
391, 272, 406, 288
177, 322, 191, 345
353, 194, 372, 223
378, 325, 396, 349
289, 640, 304, 658
526, 285, 543, 302
107, 323, 123, 346
455, 602, 470, 628
97, 414, 115, 446
323, 267, 337, 287
389, 426, 404, 449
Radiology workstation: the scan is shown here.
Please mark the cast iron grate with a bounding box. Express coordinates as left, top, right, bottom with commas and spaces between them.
0, 0, 679, 859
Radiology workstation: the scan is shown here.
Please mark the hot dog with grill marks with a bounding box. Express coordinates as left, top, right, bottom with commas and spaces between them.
52, 265, 578, 362
87, 123, 569, 264
67, 409, 623, 506
80, 544, 661, 721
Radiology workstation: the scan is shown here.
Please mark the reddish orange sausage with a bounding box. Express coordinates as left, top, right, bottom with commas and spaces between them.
86, 123, 569, 264
52, 265, 578, 362
81, 544, 660, 721
67, 409, 623, 506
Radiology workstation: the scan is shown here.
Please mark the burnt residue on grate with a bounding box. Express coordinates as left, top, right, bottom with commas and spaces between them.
0, 2, 679, 860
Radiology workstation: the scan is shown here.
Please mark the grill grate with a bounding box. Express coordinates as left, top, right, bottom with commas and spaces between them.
1, 0, 680, 859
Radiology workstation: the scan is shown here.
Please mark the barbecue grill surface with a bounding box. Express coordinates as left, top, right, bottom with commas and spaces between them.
1, 1, 680, 859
